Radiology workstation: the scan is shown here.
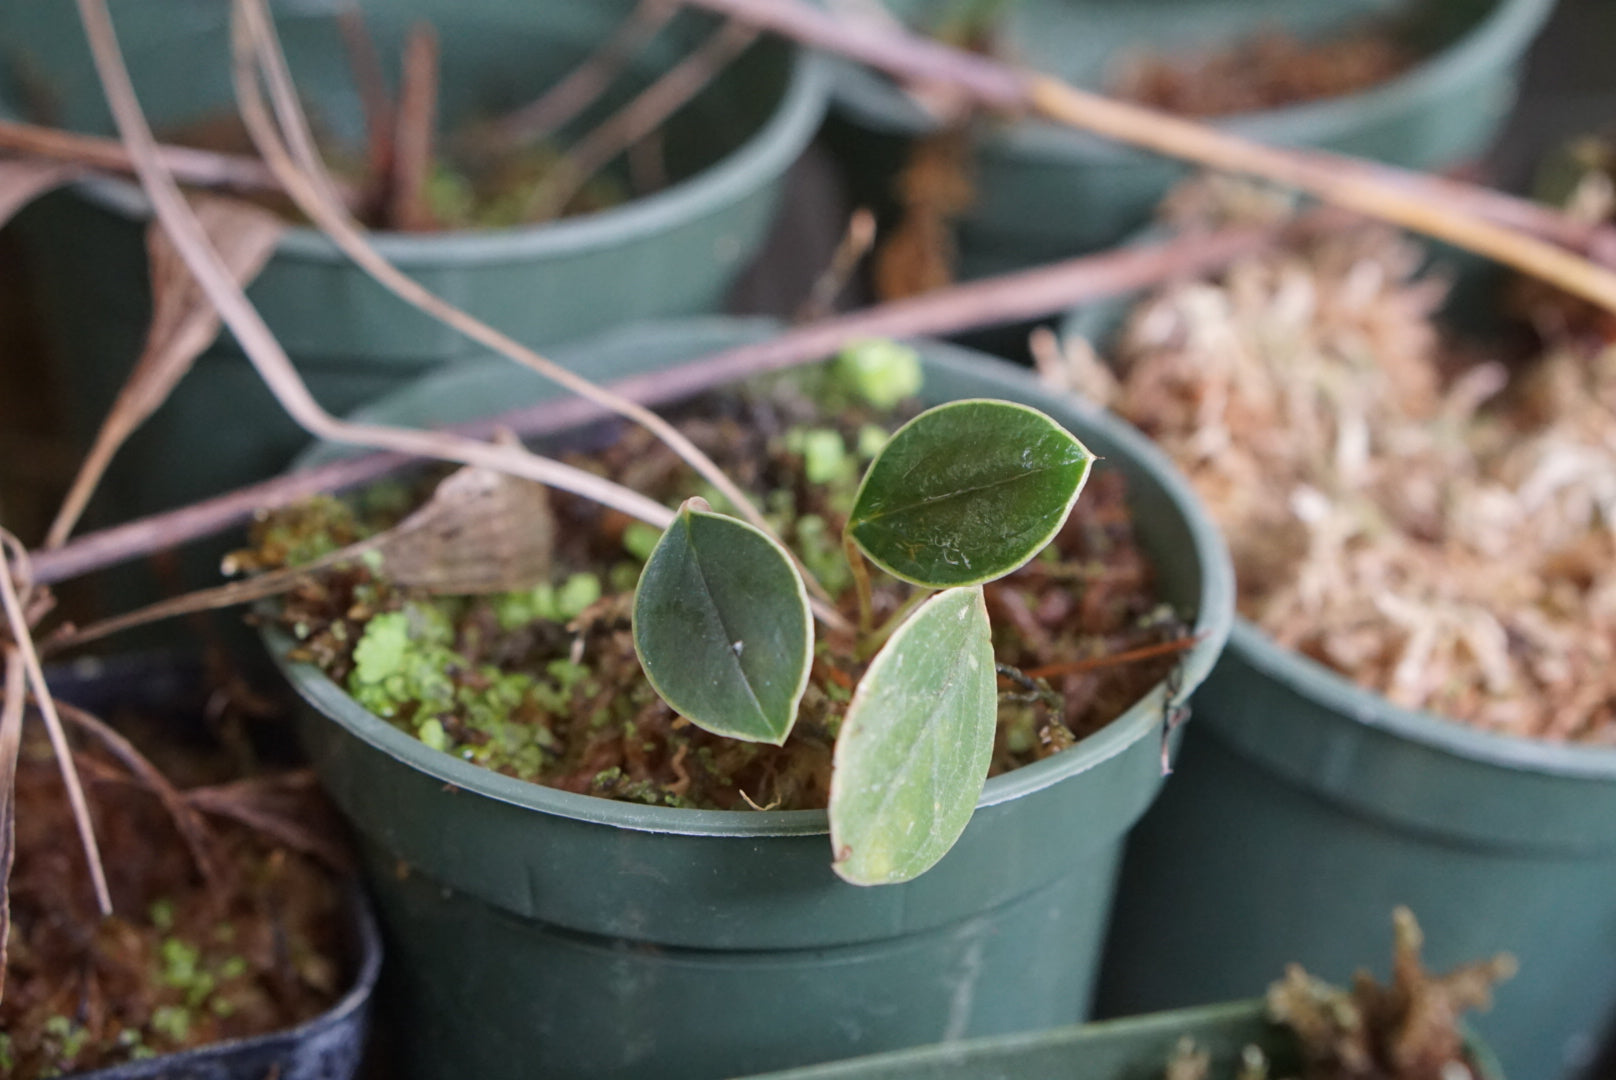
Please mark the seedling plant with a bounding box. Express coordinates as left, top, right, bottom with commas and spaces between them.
631, 355, 1094, 885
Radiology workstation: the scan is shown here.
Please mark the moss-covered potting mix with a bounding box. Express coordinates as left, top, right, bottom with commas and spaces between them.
249, 355, 1190, 815
1, 726, 349, 1078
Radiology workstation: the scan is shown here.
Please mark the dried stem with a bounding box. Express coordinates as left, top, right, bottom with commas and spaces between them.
336, 6, 395, 219
521, 20, 758, 221
0, 534, 111, 915
1021, 635, 1200, 681
388, 22, 440, 230
0, 116, 352, 202
796, 208, 877, 322
682, 0, 1616, 313
0, 651, 25, 1003
479, 0, 678, 148
30, 218, 1286, 588
54, 699, 219, 884
73, 0, 679, 535
228, 0, 840, 614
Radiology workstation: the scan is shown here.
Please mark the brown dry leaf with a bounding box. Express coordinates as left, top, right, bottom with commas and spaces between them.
0, 157, 77, 227
45, 194, 285, 548
53, 464, 556, 650
0, 651, 25, 1004
380, 464, 555, 593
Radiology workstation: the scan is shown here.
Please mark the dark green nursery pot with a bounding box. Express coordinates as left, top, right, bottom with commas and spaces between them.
266, 318, 1235, 1080
1059, 271, 1616, 1080
732, 999, 1504, 1080
1, 0, 825, 517
825, 0, 1554, 277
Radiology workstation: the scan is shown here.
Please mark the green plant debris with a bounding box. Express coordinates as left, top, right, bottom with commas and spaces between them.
259, 359, 1186, 811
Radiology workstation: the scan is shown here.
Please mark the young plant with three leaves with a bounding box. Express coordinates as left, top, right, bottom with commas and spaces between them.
633, 396, 1094, 885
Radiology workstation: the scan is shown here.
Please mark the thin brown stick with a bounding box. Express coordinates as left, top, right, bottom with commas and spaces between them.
29, 218, 1287, 587
796, 208, 877, 322
1020, 636, 1201, 681
0, 116, 346, 200
0, 651, 25, 1003
54, 700, 219, 883
522, 21, 758, 221
73, 0, 678, 533
0, 534, 111, 915
388, 22, 439, 231
682, 0, 1616, 314
336, 6, 395, 219
480, 0, 677, 148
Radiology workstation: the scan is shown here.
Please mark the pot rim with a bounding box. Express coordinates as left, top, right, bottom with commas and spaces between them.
830, 0, 1555, 160
267, 322, 1236, 839
69, 42, 829, 266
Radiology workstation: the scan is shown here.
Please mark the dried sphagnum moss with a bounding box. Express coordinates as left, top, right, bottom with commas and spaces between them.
1062, 208, 1616, 744
1164, 908, 1511, 1080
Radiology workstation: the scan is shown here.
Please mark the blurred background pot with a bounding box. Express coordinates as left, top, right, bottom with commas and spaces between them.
267, 317, 1234, 1080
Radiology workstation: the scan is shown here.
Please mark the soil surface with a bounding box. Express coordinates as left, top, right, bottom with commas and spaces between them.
256, 366, 1191, 811
1112, 26, 1415, 118
2, 713, 349, 1077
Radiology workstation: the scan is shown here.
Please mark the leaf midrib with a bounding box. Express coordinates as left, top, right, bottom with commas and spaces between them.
685, 518, 771, 731
854, 460, 1074, 527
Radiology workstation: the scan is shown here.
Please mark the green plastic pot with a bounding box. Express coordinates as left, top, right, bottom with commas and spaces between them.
732, 999, 1504, 1080
265, 317, 1235, 1080
1, 0, 826, 519
1058, 264, 1616, 1080
824, 0, 1553, 278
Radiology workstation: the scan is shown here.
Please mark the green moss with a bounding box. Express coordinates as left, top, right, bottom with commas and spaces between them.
150, 1006, 190, 1044
622, 521, 664, 563
832, 340, 924, 409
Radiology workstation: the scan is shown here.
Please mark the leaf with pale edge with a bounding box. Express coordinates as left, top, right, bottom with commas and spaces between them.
848, 400, 1094, 587
829, 586, 995, 885
632, 500, 812, 745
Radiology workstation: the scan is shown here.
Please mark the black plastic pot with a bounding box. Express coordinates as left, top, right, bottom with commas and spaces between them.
39, 655, 384, 1080
267, 317, 1234, 1080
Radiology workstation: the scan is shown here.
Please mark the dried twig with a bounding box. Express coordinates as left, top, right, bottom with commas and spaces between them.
185, 771, 350, 869
681, 0, 1616, 314
478, 0, 678, 149
521, 20, 758, 221
0, 652, 25, 1003
73, 0, 681, 540
45, 195, 286, 549
53, 699, 219, 883
0, 533, 111, 915
0, 157, 79, 226
387, 22, 439, 231
228, 0, 844, 620
29, 218, 1289, 587
796, 208, 877, 322
336, 5, 394, 220
0, 116, 348, 200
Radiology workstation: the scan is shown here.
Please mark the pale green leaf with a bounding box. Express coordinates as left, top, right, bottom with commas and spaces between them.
829, 586, 996, 885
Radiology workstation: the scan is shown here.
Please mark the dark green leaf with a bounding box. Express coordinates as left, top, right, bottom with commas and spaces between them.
848, 399, 1094, 587
829, 586, 996, 885
632, 500, 812, 745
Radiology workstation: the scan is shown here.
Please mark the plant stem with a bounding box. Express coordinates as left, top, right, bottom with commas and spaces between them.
680, 0, 1616, 313
0, 117, 355, 203
843, 526, 874, 636
859, 586, 934, 659
0, 535, 111, 915
478, 0, 677, 149
29, 220, 1285, 588
522, 20, 757, 221
387, 22, 439, 231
